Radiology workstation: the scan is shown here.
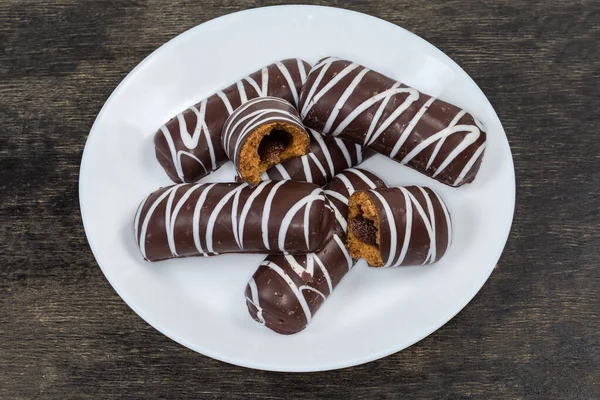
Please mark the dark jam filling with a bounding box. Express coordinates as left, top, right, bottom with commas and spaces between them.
258, 129, 292, 164
349, 215, 378, 246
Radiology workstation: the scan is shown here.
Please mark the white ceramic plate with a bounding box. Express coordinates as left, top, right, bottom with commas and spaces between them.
80, 5, 514, 372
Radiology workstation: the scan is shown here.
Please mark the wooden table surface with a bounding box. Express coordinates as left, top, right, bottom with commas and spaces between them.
1, 1, 598, 398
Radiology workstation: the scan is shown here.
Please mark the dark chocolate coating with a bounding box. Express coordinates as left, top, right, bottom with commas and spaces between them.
245, 168, 387, 334
356, 186, 452, 267
134, 181, 334, 262
262, 128, 374, 186
221, 96, 308, 181
154, 58, 311, 183
298, 57, 487, 187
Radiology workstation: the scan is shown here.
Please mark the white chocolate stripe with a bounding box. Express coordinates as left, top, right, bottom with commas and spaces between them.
303, 63, 359, 120
301, 58, 336, 119
277, 189, 324, 251
160, 126, 185, 182
332, 87, 419, 136
366, 88, 423, 151
261, 180, 286, 250
244, 76, 263, 96
432, 189, 453, 253
247, 278, 265, 325
285, 254, 314, 280
345, 168, 378, 189
216, 90, 234, 114
192, 183, 217, 255
333, 234, 353, 270
177, 108, 199, 149
301, 156, 313, 182
328, 201, 348, 232
427, 110, 467, 169
133, 198, 146, 246
205, 184, 248, 253
418, 187, 436, 263
323, 67, 370, 133
200, 119, 217, 170
237, 80, 248, 103
425, 125, 480, 176
262, 261, 313, 323
238, 181, 270, 247
159, 187, 178, 250
303, 196, 312, 248
311, 56, 339, 73
389, 97, 435, 159
413, 188, 437, 264
336, 173, 356, 196
308, 153, 328, 180
231, 184, 245, 248
391, 188, 413, 267
454, 142, 486, 186
139, 186, 177, 259
370, 189, 398, 267
261, 67, 269, 96
335, 138, 353, 168
364, 82, 402, 146
310, 129, 336, 176
176, 150, 207, 178
299, 286, 327, 301
274, 163, 292, 180
324, 190, 349, 205
355, 143, 363, 164
276, 61, 299, 106
167, 183, 203, 256
192, 101, 217, 170
297, 58, 307, 84
313, 254, 333, 294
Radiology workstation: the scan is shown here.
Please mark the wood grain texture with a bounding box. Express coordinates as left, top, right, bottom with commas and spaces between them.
1, 0, 598, 398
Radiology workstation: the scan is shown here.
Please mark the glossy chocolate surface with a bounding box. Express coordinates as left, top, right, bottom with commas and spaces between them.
134, 180, 334, 262
298, 57, 487, 187
245, 168, 387, 334
155, 58, 311, 183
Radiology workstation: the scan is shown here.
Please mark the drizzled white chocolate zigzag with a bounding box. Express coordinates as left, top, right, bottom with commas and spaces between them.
366, 186, 452, 268
155, 58, 310, 183
246, 168, 386, 332
134, 180, 332, 262
299, 57, 487, 187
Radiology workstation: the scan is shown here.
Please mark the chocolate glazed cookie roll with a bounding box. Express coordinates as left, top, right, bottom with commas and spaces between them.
245, 168, 387, 334
261, 128, 373, 186
347, 187, 452, 267
298, 57, 487, 187
155, 58, 311, 183
222, 97, 310, 186
134, 181, 334, 262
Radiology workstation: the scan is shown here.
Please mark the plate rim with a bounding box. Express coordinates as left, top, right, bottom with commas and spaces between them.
79, 4, 515, 372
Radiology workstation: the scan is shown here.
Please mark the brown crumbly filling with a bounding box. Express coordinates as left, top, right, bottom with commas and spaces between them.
239, 122, 310, 185
347, 191, 384, 267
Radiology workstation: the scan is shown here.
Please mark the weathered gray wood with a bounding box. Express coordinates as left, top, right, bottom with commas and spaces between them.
1, 0, 598, 399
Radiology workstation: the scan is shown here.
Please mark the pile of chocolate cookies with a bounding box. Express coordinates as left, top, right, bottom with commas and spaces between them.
134, 57, 487, 334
